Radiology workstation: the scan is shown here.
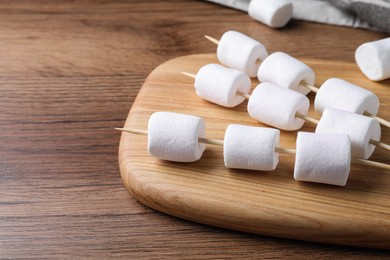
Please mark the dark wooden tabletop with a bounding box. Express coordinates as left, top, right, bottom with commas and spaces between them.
0, 1, 389, 258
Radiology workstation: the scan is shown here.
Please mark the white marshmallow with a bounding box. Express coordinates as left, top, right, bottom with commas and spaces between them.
147, 112, 206, 162
355, 37, 390, 81
315, 78, 380, 115
248, 0, 293, 28
224, 124, 280, 171
247, 82, 310, 131
217, 30, 268, 77
294, 132, 351, 186
316, 108, 381, 159
195, 64, 251, 107
257, 52, 315, 95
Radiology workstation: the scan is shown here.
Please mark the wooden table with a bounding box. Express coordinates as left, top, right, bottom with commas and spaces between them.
0, 1, 388, 258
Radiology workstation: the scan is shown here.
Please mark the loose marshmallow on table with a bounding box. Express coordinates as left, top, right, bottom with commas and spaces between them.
148, 112, 206, 162
355, 37, 390, 81
224, 124, 280, 171
195, 64, 251, 107
247, 82, 310, 131
248, 0, 293, 28
316, 108, 381, 159
294, 132, 351, 186
257, 52, 315, 95
314, 78, 380, 115
217, 30, 268, 77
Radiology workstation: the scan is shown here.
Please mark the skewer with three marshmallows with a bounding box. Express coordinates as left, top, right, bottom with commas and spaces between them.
205, 31, 389, 128
117, 112, 390, 187
182, 67, 389, 159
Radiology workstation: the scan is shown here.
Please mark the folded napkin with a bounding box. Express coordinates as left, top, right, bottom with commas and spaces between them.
205, 0, 390, 33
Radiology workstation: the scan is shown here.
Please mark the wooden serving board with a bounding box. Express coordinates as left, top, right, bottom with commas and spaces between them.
119, 54, 390, 248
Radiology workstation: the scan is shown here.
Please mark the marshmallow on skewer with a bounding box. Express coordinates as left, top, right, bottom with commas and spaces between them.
224, 124, 280, 171
355, 37, 390, 81
183, 69, 312, 131
248, 0, 293, 28
195, 64, 251, 107
247, 82, 310, 131
217, 30, 268, 77
314, 78, 380, 115
118, 122, 390, 182
294, 132, 351, 186
148, 112, 206, 162
257, 52, 315, 95
315, 108, 381, 159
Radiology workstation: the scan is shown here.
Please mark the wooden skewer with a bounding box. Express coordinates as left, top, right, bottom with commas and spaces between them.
236, 91, 251, 100
295, 113, 320, 124
364, 112, 390, 128
204, 36, 389, 127
116, 128, 390, 170
351, 158, 390, 170
204, 35, 219, 45
116, 127, 293, 154
300, 81, 319, 93
181, 71, 196, 79
369, 139, 390, 151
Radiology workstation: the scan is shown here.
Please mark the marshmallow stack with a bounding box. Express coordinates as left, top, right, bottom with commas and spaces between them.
217, 30, 268, 77
224, 124, 280, 171
294, 132, 351, 186
355, 37, 390, 81
315, 78, 380, 115
148, 112, 206, 162
257, 52, 315, 95
248, 0, 293, 28
195, 64, 251, 107
247, 82, 310, 130
316, 108, 381, 159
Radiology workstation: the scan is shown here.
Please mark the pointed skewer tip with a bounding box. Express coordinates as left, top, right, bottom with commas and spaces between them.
181, 71, 196, 79
204, 35, 220, 45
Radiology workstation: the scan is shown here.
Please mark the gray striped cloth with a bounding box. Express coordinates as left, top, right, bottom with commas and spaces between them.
328, 0, 390, 33
205, 0, 390, 33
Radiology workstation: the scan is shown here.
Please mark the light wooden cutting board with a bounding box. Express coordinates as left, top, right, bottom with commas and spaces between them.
118, 54, 390, 248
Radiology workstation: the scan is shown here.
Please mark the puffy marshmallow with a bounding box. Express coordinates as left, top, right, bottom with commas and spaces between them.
217, 30, 268, 77
316, 108, 381, 159
257, 52, 315, 95
247, 82, 310, 131
315, 78, 380, 115
195, 64, 251, 107
248, 0, 293, 28
355, 37, 390, 81
224, 124, 280, 171
294, 132, 351, 186
148, 112, 206, 162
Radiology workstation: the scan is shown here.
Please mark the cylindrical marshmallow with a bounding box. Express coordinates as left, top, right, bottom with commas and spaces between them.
257, 52, 315, 95
217, 30, 268, 77
224, 124, 280, 171
248, 0, 293, 28
315, 108, 381, 159
294, 132, 351, 186
314, 78, 380, 115
147, 112, 206, 162
195, 64, 251, 107
247, 82, 310, 131
355, 37, 390, 81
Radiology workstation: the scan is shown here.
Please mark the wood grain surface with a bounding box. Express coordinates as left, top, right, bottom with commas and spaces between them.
119, 54, 390, 249
0, 0, 389, 258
